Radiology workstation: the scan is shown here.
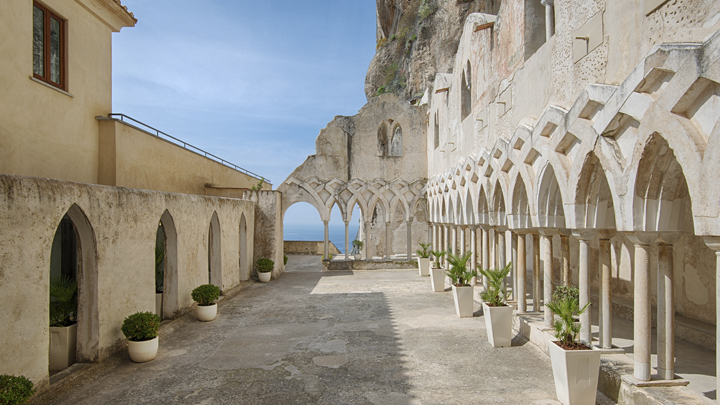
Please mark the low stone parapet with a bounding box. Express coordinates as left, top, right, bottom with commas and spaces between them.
323, 260, 418, 271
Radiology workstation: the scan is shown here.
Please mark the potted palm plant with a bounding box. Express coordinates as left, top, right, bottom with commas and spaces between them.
121, 311, 161, 363
352, 239, 364, 260
546, 292, 600, 405
257, 258, 274, 282
48, 276, 77, 371
192, 284, 221, 321
416, 243, 431, 276
446, 252, 476, 318
478, 263, 513, 347
429, 250, 446, 292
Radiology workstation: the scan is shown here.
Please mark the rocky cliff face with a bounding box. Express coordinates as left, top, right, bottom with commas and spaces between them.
365, 0, 500, 102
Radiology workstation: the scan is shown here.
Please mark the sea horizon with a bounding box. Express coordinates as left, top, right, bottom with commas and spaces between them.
283, 223, 361, 254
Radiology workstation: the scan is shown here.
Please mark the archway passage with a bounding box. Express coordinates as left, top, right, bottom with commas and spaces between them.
283, 202, 325, 272
49, 204, 99, 369
155, 223, 165, 319
159, 210, 178, 320
208, 212, 222, 291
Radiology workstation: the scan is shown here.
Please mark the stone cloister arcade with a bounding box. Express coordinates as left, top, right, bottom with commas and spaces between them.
427, 37, 720, 387
279, 176, 428, 260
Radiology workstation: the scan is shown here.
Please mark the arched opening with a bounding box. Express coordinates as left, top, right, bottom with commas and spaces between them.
477, 186, 489, 225
434, 113, 440, 149
49, 204, 98, 370
283, 202, 324, 271
389, 124, 403, 157
575, 153, 615, 229
465, 190, 474, 225
512, 177, 531, 229
391, 201, 408, 259
369, 201, 388, 259
208, 212, 222, 291
239, 214, 248, 280
538, 165, 566, 228
348, 203, 364, 258
159, 210, 178, 319
154, 223, 164, 319
492, 182, 507, 227
461, 61, 472, 120
377, 123, 388, 157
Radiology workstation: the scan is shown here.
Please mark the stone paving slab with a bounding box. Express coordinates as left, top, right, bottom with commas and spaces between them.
36, 264, 595, 405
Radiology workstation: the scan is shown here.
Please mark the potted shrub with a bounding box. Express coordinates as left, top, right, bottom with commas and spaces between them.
478, 263, 514, 347
257, 258, 274, 283
546, 293, 599, 405
352, 239, 364, 260
429, 250, 446, 292
0, 374, 35, 404
416, 243, 431, 276
121, 311, 161, 363
192, 284, 221, 321
48, 276, 77, 371
446, 252, 476, 318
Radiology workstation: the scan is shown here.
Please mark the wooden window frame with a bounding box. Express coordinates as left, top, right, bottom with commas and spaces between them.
33, 1, 67, 91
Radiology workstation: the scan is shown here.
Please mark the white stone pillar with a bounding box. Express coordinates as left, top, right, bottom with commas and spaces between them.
451, 225, 457, 257
511, 231, 518, 301
443, 224, 449, 267
459, 226, 466, 256
432, 224, 438, 253
344, 221, 350, 261
629, 232, 655, 382
703, 236, 720, 397
482, 226, 490, 288
385, 222, 391, 260
323, 220, 330, 259
489, 228, 496, 269
470, 226, 478, 285
364, 222, 371, 260
541, 0, 555, 39
560, 233, 570, 286
533, 233, 541, 313
517, 232, 527, 313
540, 231, 554, 327
406, 220, 413, 262
599, 232, 615, 349
573, 230, 595, 346
657, 233, 679, 380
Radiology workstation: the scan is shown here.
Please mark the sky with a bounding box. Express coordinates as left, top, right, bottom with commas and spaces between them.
112, 0, 377, 226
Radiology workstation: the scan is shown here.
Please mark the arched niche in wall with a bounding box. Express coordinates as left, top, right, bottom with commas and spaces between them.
158, 210, 178, 320
389, 124, 403, 157
208, 212, 223, 291
377, 123, 389, 157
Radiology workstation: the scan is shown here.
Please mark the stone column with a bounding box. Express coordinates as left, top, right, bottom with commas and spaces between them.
572, 230, 595, 346
489, 228, 496, 269
560, 233, 570, 286
406, 220, 413, 261
628, 232, 656, 382
539, 230, 555, 327
598, 231, 616, 349
482, 226, 490, 288
459, 226, 466, 256
533, 233, 541, 313
385, 222, 391, 260
364, 222, 371, 260
470, 226, 478, 285
323, 220, 330, 259
657, 233, 680, 380
541, 0, 555, 38
516, 232, 527, 313
443, 225, 449, 267
344, 221, 350, 261
703, 236, 720, 397
433, 224, 438, 253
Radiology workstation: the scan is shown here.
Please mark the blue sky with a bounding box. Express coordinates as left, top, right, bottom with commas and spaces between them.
113, 0, 377, 226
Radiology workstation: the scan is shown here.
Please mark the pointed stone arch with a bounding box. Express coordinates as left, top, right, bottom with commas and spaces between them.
159, 210, 179, 319
538, 164, 566, 228
574, 153, 616, 229
491, 181, 507, 227
208, 212, 222, 290
511, 175, 531, 229
477, 185, 490, 225
377, 122, 389, 157
389, 124, 403, 157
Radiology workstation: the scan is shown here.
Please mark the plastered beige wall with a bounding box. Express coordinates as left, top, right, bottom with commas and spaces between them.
0, 174, 254, 392
0, 0, 133, 184
97, 119, 269, 195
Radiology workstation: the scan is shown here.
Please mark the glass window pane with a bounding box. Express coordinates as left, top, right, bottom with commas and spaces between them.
33, 5, 44, 77
50, 17, 61, 84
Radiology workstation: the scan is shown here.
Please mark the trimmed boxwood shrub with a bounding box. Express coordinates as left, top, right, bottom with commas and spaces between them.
257, 258, 274, 273
191, 284, 220, 306
121, 312, 161, 342
0, 375, 35, 405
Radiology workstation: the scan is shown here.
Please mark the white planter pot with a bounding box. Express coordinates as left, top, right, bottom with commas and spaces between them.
155, 292, 163, 319
418, 257, 430, 276
548, 341, 601, 405
452, 285, 474, 318
127, 336, 158, 363
482, 302, 514, 347
49, 323, 77, 371
430, 267, 446, 292
258, 271, 272, 283
353, 254, 361, 260
196, 303, 217, 322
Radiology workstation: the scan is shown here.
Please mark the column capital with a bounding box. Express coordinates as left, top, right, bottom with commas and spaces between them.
541, 0, 554, 6
537, 228, 558, 236
627, 231, 658, 246
512, 228, 535, 235
494, 225, 509, 232
571, 229, 597, 241
703, 236, 720, 252
657, 231, 682, 245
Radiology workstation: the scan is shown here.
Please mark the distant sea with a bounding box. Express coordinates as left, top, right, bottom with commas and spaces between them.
283, 223, 360, 254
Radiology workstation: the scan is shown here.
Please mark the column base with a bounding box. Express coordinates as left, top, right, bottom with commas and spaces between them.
621, 374, 688, 387
634, 363, 651, 381
657, 368, 674, 381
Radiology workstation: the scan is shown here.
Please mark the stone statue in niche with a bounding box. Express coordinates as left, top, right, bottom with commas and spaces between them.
377, 123, 388, 157
389, 125, 403, 157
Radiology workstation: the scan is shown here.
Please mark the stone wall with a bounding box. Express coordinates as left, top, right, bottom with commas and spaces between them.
0, 174, 254, 392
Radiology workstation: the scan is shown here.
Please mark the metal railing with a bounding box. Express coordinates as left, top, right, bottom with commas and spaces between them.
107, 113, 270, 184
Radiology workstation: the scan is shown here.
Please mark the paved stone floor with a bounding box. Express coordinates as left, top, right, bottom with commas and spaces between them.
43, 256, 594, 404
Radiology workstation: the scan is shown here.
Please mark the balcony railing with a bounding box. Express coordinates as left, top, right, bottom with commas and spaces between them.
106, 113, 270, 185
